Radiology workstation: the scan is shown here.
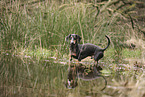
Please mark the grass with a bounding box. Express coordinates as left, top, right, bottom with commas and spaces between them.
122, 49, 141, 59
0, 0, 144, 64
0, 0, 144, 65
13, 47, 53, 59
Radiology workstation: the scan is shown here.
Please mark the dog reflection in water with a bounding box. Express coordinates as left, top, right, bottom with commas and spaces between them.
64, 63, 106, 90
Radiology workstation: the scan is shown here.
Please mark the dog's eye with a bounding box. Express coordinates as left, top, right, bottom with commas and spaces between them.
73, 36, 77, 39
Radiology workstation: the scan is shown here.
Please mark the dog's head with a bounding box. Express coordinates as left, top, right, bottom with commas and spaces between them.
65, 34, 81, 44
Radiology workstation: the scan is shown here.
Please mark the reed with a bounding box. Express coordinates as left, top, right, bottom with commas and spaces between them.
0, 0, 144, 64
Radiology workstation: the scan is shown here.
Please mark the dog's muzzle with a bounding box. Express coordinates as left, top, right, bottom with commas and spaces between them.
71, 40, 75, 44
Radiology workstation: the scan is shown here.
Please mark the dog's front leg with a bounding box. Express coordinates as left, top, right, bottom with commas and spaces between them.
77, 52, 82, 61
69, 54, 72, 61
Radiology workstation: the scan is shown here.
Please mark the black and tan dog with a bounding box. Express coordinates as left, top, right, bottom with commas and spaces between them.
66, 34, 110, 65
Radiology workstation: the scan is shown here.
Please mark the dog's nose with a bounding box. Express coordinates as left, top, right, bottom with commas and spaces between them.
71, 40, 75, 44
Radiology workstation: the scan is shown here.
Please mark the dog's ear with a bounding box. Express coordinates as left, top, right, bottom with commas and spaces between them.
77, 35, 81, 43
65, 34, 71, 42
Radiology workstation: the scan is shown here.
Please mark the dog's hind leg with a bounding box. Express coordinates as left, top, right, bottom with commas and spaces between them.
94, 51, 104, 66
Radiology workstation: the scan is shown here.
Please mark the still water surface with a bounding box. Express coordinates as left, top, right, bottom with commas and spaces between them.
0, 54, 143, 97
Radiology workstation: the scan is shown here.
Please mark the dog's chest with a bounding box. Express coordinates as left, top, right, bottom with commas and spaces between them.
70, 44, 78, 52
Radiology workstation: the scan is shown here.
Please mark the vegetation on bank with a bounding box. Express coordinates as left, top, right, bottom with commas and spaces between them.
0, 0, 145, 64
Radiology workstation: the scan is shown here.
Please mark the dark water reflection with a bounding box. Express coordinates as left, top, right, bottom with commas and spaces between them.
64, 63, 107, 91
1, 54, 143, 97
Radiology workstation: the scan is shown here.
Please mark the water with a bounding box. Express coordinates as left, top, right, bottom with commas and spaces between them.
0, 53, 144, 97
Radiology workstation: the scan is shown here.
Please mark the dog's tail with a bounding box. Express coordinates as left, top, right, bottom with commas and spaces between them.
102, 35, 110, 51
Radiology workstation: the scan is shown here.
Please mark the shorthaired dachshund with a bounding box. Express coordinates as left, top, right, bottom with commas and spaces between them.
65, 34, 110, 65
